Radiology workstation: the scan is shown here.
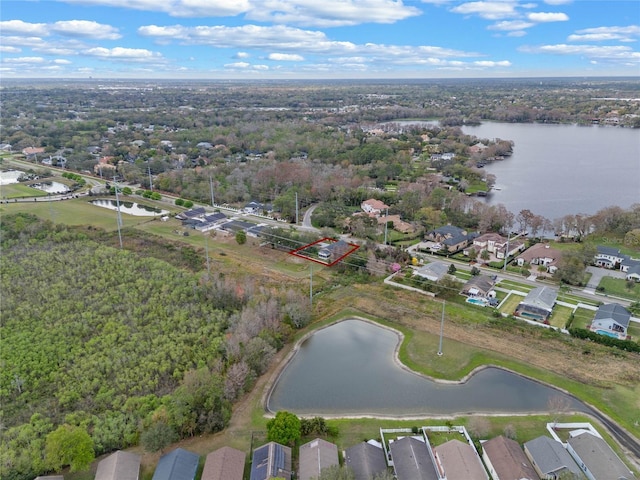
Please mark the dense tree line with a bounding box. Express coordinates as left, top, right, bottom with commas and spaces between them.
0, 214, 311, 478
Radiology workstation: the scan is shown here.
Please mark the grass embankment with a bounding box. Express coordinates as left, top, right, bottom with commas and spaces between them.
598, 276, 640, 302
0, 182, 49, 199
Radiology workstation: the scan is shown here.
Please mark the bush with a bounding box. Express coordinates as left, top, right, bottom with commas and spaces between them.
175, 198, 184, 206
183, 200, 194, 208
568, 327, 640, 353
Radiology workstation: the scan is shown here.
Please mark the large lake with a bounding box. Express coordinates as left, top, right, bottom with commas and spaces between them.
462, 123, 640, 220
267, 319, 586, 416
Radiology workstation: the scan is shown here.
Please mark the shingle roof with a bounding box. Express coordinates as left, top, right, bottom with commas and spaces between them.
389, 437, 439, 480
152, 448, 199, 480
95, 450, 141, 480
594, 303, 632, 329
568, 432, 635, 480
250, 442, 292, 480
596, 245, 622, 256
434, 439, 488, 480
201, 446, 245, 480
344, 442, 388, 480
523, 436, 583, 478
482, 435, 537, 480
462, 275, 495, 295
298, 438, 339, 480
414, 261, 449, 281
521, 286, 558, 312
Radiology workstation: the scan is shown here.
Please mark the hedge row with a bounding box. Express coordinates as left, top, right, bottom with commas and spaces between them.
568, 327, 640, 353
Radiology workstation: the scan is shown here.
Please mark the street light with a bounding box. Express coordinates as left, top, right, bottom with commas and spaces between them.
437, 300, 445, 356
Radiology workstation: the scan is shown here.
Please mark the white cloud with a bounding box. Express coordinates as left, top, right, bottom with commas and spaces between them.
543, 0, 572, 4
489, 20, 534, 31
3, 56, 46, 64
451, 1, 518, 20
568, 25, 640, 43
268, 53, 305, 61
235, 51, 250, 58
85, 47, 164, 62
224, 61, 270, 71
0, 20, 48, 36
53, 59, 73, 64
474, 60, 511, 67
51, 20, 121, 40
527, 12, 569, 22
247, 0, 421, 27
0, 45, 21, 53
225, 61, 251, 68
507, 30, 527, 37
521, 43, 640, 63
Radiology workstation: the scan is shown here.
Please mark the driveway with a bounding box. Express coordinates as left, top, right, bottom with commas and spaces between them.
584, 265, 626, 292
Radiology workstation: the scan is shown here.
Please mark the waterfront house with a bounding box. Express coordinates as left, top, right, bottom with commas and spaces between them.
566, 432, 635, 480
434, 439, 488, 480
426, 225, 477, 254
523, 436, 584, 479
344, 442, 388, 480
201, 446, 246, 480
589, 303, 631, 340
95, 450, 141, 480
298, 438, 339, 480
515, 286, 558, 323
516, 243, 562, 274
594, 246, 626, 269
250, 442, 292, 480
152, 448, 199, 480
482, 435, 538, 480
389, 436, 439, 480
361, 198, 389, 216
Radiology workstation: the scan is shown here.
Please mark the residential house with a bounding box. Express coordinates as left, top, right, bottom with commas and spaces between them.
361, 198, 389, 216
434, 439, 488, 480
95, 450, 141, 480
299, 438, 339, 480
426, 225, 477, 254
249, 442, 292, 480
471, 232, 506, 255
517, 243, 562, 274
515, 286, 558, 323
566, 432, 635, 480
318, 239, 351, 261
460, 274, 496, 299
523, 436, 584, 479
481, 435, 538, 480
344, 442, 388, 480
468, 143, 488, 156
0, 143, 12, 152
594, 246, 626, 269
152, 448, 199, 480
194, 212, 228, 232
389, 436, 439, 480
622, 258, 640, 282
414, 261, 449, 282
377, 214, 415, 234
243, 201, 264, 214
176, 206, 206, 220
201, 446, 246, 480
590, 303, 631, 340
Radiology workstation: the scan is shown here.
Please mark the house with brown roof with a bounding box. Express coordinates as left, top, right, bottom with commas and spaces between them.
95, 450, 141, 480
516, 243, 562, 274
361, 198, 389, 216
482, 435, 538, 480
299, 438, 339, 480
434, 439, 488, 480
201, 446, 246, 480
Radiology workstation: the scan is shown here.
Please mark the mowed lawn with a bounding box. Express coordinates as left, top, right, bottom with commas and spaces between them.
598, 276, 640, 302
548, 305, 573, 329
498, 292, 524, 316
1, 196, 164, 230
0, 183, 48, 199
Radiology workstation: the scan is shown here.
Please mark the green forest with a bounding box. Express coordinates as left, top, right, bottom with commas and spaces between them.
0, 213, 310, 479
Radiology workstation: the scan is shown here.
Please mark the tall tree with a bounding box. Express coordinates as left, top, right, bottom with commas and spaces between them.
45, 424, 94, 472
266, 411, 301, 447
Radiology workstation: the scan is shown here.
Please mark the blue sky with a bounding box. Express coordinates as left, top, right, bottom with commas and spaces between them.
1, 0, 639, 79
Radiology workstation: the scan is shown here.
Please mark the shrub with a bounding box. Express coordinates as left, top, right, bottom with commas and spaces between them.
183, 200, 194, 208
175, 198, 184, 206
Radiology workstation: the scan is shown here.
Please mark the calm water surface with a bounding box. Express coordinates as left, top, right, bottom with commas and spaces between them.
462, 123, 640, 220
267, 319, 586, 416
90, 199, 168, 216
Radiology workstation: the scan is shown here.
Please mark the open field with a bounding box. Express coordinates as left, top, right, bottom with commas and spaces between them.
0, 182, 49, 198
548, 305, 573, 329
598, 276, 640, 302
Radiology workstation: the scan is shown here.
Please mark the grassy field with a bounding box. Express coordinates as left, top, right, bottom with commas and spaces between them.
498, 292, 524, 315
0, 182, 49, 199
548, 304, 573, 329
598, 276, 640, 301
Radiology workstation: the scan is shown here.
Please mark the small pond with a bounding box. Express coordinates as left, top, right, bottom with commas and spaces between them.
267, 319, 587, 416
30, 181, 71, 194
90, 199, 168, 217
0, 170, 24, 185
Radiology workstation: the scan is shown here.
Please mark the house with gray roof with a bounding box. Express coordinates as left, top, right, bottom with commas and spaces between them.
434, 439, 488, 480
95, 450, 141, 480
426, 225, 477, 253
299, 438, 339, 480
344, 442, 388, 480
622, 259, 640, 282
524, 436, 584, 479
201, 446, 245, 480
389, 436, 439, 480
460, 274, 496, 299
590, 303, 631, 340
594, 246, 626, 269
566, 432, 635, 480
414, 261, 449, 282
515, 286, 558, 323
152, 448, 199, 480
250, 442, 292, 480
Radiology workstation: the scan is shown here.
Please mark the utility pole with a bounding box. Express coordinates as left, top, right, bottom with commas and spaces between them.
147, 164, 153, 191
437, 301, 445, 356
309, 263, 313, 305
209, 175, 215, 207
205, 234, 211, 278
384, 207, 389, 245
113, 176, 123, 249
295, 192, 299, 225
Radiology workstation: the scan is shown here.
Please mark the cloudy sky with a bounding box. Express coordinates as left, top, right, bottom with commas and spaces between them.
1, 0, 639, 79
